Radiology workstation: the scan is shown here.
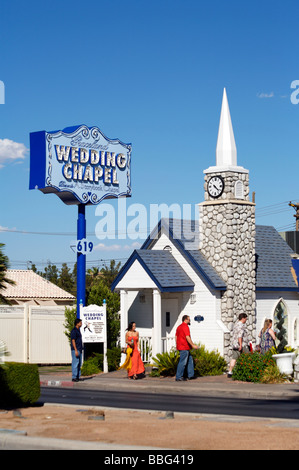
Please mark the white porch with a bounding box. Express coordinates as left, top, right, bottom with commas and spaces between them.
112, 249, 195, 361
120, 288, 180, 361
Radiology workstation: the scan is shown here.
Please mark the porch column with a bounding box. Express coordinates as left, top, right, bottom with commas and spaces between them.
152, 289, 162, 357
120, 289, 128, 365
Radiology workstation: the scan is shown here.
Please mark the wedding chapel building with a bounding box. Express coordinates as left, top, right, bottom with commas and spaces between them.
112, 89, 299, 362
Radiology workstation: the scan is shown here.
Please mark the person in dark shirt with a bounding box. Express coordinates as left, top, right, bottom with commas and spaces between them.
70, 318, 83, 382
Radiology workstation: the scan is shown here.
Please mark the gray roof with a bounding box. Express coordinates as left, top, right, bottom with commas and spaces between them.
111, 248, 194, 292
113, 218, 298, 292
166, 218, 226, 288
136, 250, 194, 291
143, 218, 298, 291
255, 225, 297, 290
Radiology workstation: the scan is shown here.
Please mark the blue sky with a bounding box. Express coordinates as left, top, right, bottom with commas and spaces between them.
0, 0, 299, 272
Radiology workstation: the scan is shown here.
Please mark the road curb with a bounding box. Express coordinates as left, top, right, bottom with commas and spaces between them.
40, 380, 74, 388
0, 431, 163, 450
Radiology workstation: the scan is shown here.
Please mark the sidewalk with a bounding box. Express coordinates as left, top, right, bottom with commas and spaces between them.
39, 368, 299, 400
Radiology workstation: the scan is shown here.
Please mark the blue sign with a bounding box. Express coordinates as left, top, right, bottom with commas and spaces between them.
29, 124, 132, 205
194, 315, 204, 323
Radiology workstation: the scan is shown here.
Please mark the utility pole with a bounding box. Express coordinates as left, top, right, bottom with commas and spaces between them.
289, 202, 299, 231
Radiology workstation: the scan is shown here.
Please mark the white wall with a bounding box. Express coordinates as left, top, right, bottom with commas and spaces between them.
120, 231, 226, 355
0, 305, 71, 364
256, 291, 299, 348
152, 232, 225, 354
0, 306, 25, 362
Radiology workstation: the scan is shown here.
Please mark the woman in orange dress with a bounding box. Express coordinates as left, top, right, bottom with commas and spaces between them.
124, 322, 145, 379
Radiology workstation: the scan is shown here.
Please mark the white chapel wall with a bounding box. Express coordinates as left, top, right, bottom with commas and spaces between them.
150, 232, 225, 354
256, 291, 299, 349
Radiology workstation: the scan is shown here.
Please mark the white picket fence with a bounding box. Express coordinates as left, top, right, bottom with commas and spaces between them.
0, 305, 71, 364
139, 335, 176, 363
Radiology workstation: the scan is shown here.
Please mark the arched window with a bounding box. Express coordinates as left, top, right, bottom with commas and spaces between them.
273, 299, 288, 352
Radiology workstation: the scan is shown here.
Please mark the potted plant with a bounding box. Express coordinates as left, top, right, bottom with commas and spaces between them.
272, 302, 296, 375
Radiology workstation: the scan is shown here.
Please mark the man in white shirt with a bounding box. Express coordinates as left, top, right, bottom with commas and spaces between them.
227, 313, 249, 378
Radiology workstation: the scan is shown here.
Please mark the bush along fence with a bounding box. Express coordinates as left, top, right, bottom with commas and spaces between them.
232, 350, 294, 384
150, 344, 294, 384
150, 344, 227, 378
0, 362, 40, 407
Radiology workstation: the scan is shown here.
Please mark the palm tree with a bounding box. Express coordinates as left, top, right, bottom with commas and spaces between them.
100, 260, 121, 287
0, 243, 15, 304
87, 267, 100, 279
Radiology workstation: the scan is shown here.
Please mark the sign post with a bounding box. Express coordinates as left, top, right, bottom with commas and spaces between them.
29, 124, 131, 367
80, 302, 108, 373
77, 204, 86, 316
30, 124, 131, 310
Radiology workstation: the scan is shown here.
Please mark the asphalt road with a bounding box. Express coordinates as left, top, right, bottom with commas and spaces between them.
40, 387, 299, 420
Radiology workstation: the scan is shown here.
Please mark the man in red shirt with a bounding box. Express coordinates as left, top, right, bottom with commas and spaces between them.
175, 315, 198, 381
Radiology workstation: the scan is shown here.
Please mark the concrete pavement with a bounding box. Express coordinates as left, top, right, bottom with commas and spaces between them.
2, 369, 299, 450
39, 368, 299, 400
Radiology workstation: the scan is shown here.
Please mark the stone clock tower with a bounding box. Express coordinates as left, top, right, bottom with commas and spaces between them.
199, 88, 256, 359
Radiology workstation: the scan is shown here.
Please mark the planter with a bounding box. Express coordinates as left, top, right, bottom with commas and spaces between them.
272, 352, 296, 375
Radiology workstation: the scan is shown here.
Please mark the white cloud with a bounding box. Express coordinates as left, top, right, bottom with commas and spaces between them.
257, 92, 274, 99
0, 225, 16, 232
94, 241, 141, 252
0, 138, 28, 168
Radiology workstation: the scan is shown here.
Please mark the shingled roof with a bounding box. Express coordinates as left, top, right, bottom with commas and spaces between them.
134, 219, 298, 292
2, 270, 75, 300
255, 225, 298, 290
112, 249, 194, 292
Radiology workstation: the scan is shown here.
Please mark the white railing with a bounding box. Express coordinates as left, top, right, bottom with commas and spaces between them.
162, 336, 176, 353
139, 335, 176, 362
139, 336, 152, 363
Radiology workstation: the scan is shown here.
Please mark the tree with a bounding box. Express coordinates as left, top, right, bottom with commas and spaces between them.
64, 306, 77, 344
275, 301, 288, 354
0, 243, 15, 305
58, 263, 75, 295
43, 262, 59, 285
100, 260, 121, 288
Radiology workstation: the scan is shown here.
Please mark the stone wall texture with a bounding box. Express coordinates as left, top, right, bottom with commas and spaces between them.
200, 171, 256, 360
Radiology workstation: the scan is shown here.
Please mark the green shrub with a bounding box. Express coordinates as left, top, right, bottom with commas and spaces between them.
191, 345, 227, 376
232, 351, 275, 383
150, 344, 226, 377
81, 348, 122, 376
81, 354, 102, 376
0, 362, 40, 407
151, 349, 180, 376
106, 347, 121, 371
260, 363, 289, 384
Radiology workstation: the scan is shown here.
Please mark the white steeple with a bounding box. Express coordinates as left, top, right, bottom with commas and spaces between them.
216, 88, 237, 167
204, 88, 248, 174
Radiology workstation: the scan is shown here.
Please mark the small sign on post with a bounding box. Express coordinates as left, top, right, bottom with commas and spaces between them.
80, 302, 108, 373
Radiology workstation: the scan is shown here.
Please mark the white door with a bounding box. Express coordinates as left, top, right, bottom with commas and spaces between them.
161, 299, 178, 352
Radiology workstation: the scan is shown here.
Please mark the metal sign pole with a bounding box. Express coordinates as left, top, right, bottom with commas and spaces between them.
77, 204, 86, 317
103, 300, 108, 373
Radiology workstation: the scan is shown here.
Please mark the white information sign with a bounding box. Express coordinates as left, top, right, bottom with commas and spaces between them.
80, 303, 108, 373
80, 304, 106, 343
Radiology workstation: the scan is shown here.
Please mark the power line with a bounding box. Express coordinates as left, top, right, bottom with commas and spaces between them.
0, 227, 149, 237
1, 199, 299, 236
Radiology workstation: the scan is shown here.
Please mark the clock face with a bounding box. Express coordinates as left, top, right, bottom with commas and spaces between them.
207, 175, 224, 198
